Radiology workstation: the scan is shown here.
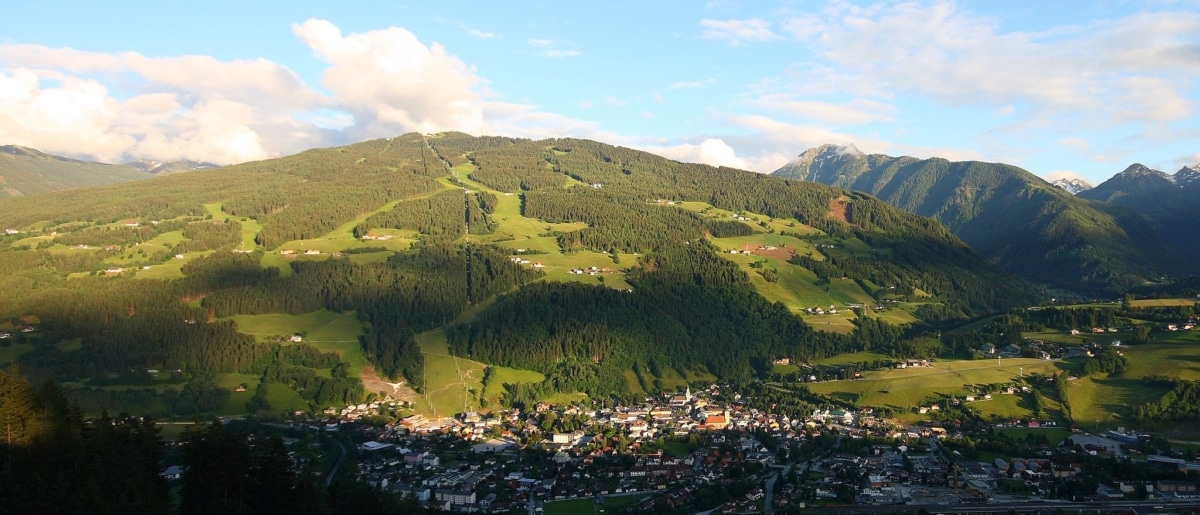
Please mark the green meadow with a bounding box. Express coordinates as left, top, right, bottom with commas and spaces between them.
225, 310, 368, 377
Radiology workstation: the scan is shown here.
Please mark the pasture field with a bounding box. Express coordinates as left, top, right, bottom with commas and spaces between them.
0, 341, 36, 365
135, 250, 213, 280
806, 357, 1064, 416
997, 427, 1072, 446
482, 366, 545, 404
1059, 340, 1200, 434
545, 494, 649, 515
1131, 298, 1200, 307
204, 203, 263, 249
225, 310, 369, 377
415, 328, 488, 417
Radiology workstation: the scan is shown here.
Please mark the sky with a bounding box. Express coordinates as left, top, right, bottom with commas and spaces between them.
1, 1, 1198, 185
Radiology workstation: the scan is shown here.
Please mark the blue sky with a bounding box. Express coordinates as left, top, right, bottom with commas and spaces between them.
1, 1, 1198, 184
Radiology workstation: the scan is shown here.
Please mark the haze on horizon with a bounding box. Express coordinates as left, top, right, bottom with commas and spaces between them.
1, 0, 1198, 185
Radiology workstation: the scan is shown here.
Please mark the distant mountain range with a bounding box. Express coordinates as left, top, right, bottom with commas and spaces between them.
0, 145, 215, 199
0, 145, 149, 198
125, 159, 218, 176
772, 145, 1198, 295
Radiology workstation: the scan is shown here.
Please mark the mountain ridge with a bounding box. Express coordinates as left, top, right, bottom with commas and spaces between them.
772, 145, 1191, 295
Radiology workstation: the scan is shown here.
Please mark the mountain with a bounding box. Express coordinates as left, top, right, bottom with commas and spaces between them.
0, 133, 1036, 418
1172, 164, 1200, 195
772, 145, 1186, 295
125, 158, 219, 176
1050, 177, 1092, 195
1078, 163, 1200, 261
0, 145, 149, 198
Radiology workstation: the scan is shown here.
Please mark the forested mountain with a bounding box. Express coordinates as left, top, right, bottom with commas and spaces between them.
1077, 163, 1200, 268
772, 145, 1190, 295
0, 145, 150, 198
0, 133, 1036, 417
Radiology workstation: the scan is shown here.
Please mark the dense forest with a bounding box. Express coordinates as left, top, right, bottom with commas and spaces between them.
0, 366, 435, 514
451, 241, 869, 396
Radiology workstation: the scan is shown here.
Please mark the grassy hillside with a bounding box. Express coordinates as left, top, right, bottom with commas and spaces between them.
0, 145, 148, 199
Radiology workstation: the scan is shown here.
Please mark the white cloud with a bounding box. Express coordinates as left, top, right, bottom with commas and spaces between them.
1172, 152, 1200, 170
604, 96, 627, 107
525, 38, 579, 58
1041, 169, 1090, 183
718, 114, 984, 173
643, 138, 747, 169
1057, 137, 1090, 153
578, 100, 594, 109
293, 18, 488, 137
777, 2, 1200, 129
746, 95, 897, 125
0, 20, 612, 165
700, 19, 779, 46
0, 41, 323, 164
540, 50, 581, 58
667, 78, 717, 90
0, 69, 132, 162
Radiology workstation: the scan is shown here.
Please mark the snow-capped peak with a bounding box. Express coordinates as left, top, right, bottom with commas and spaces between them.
1174, 164, 1200, 188
1050, 177, 1092, 195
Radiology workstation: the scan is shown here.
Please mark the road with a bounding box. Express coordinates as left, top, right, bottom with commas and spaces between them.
826, 500, 1200, 513
763, 465, 790, 515
325, 438, 347, 486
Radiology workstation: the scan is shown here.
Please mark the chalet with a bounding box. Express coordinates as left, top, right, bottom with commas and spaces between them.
304, 249, 321, 255
290, 334, 303, 342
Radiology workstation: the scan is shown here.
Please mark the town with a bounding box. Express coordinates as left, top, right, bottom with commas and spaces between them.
204, 379, 1200, 514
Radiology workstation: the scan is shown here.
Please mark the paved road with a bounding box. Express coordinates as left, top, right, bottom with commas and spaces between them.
763, 465, 790, 515
325, 439, 347, 486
